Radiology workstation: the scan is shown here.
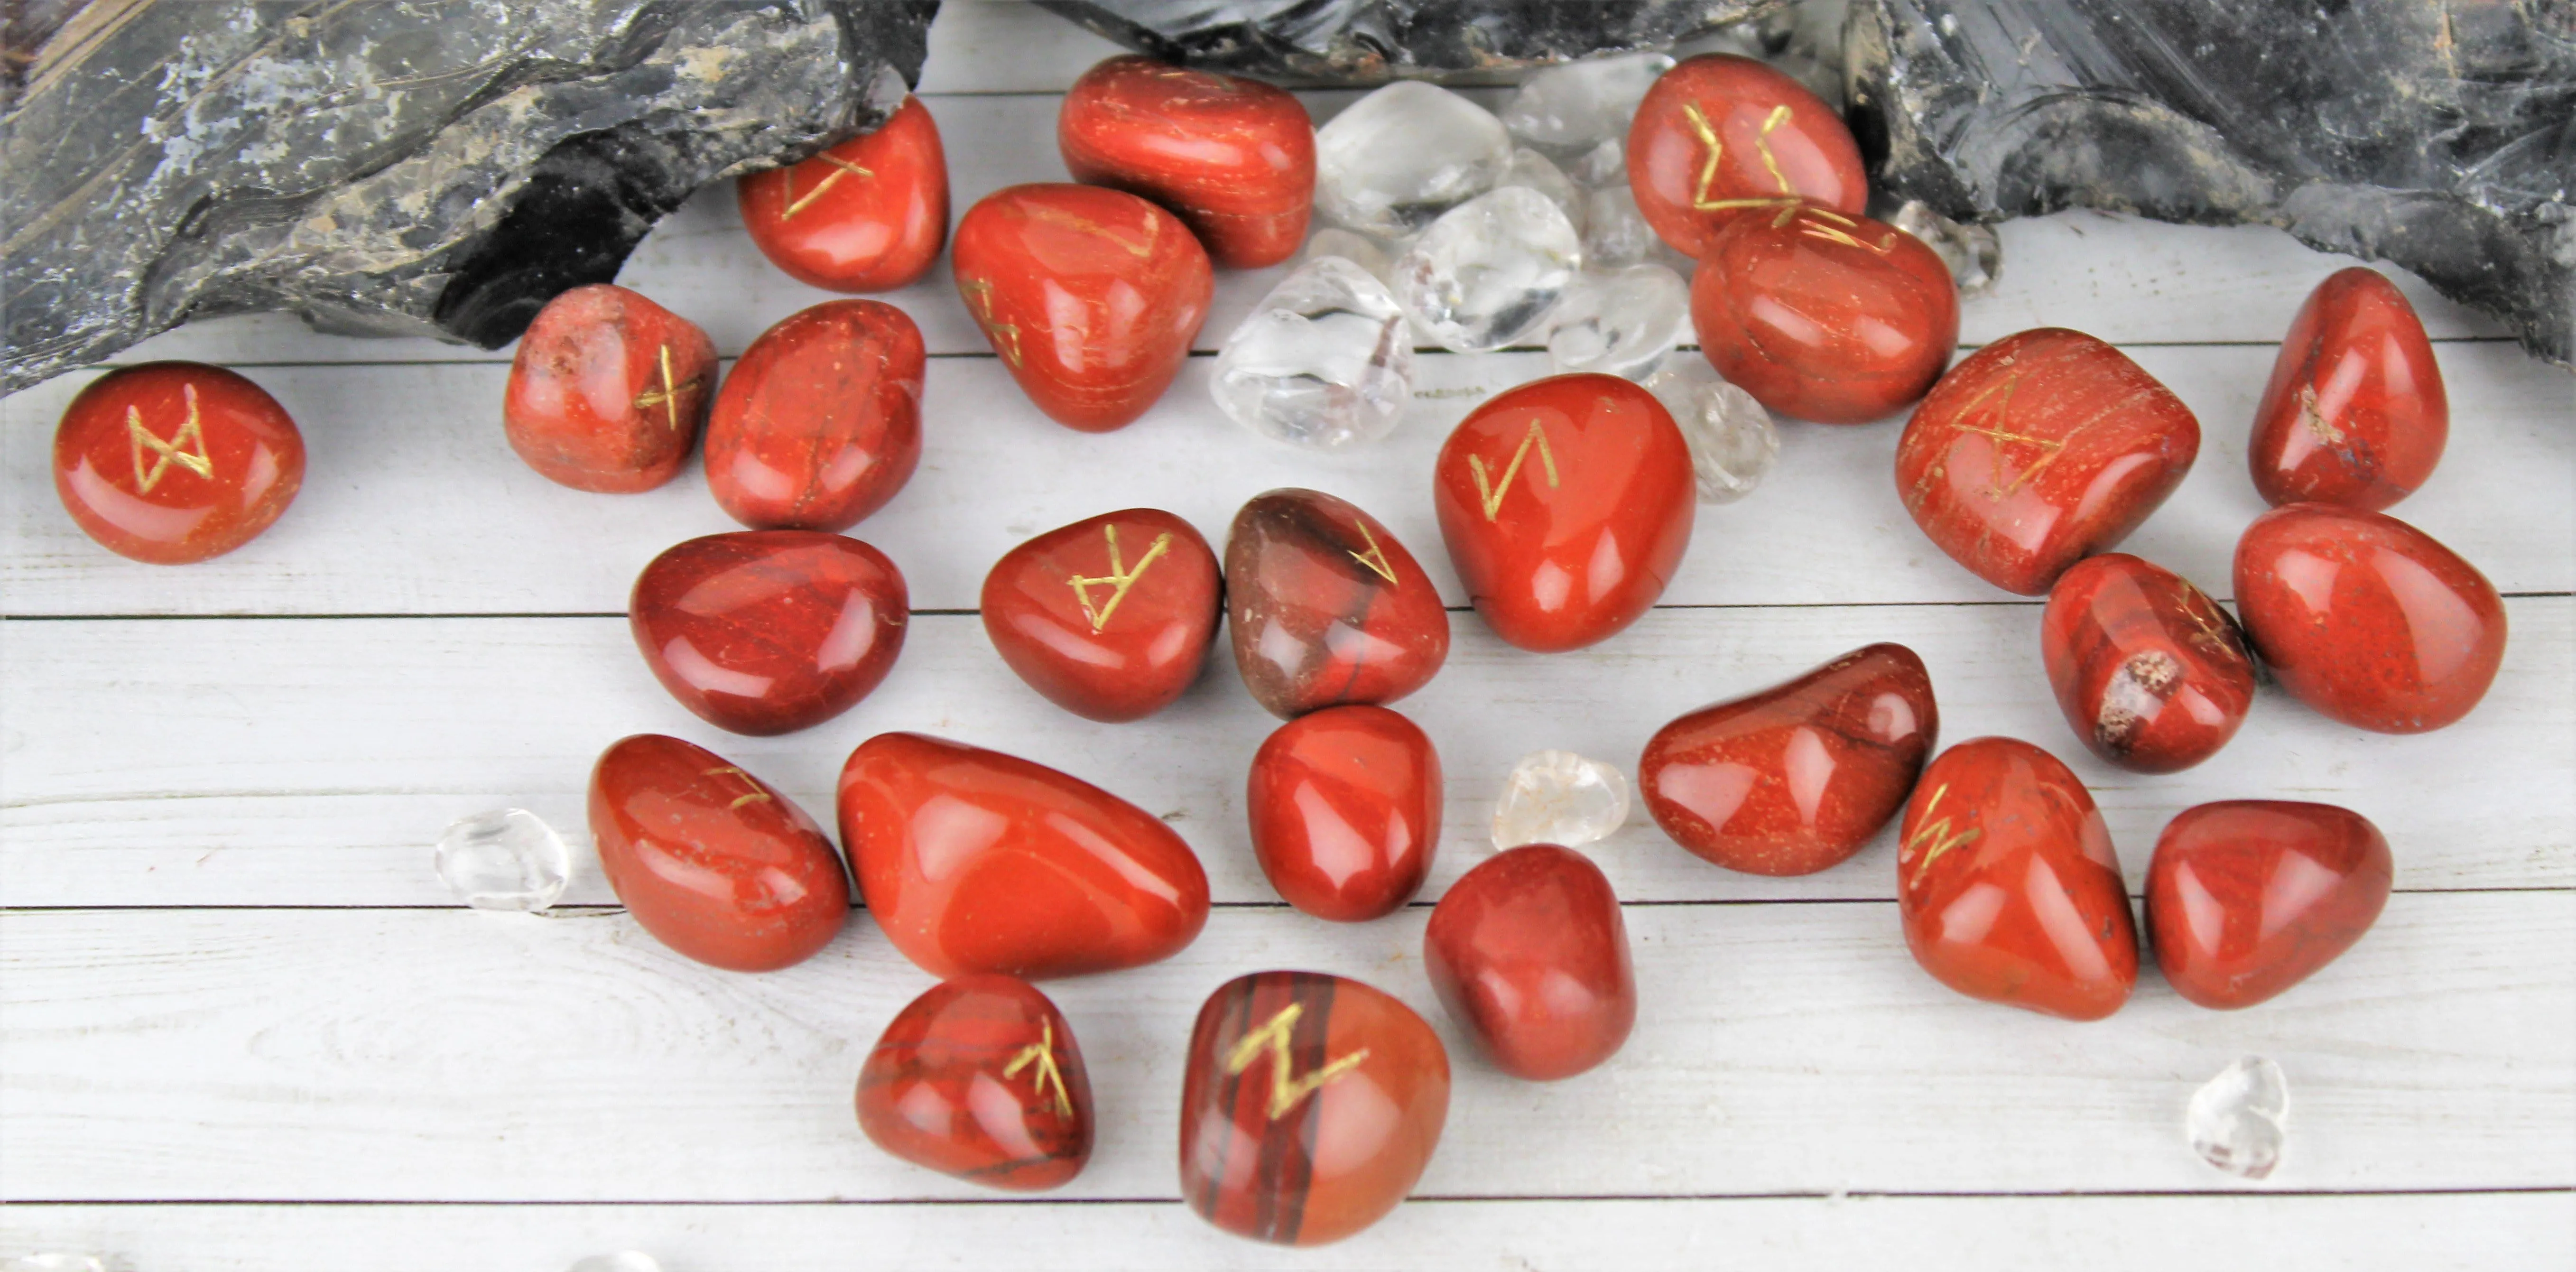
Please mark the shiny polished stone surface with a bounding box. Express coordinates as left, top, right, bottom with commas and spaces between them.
1248, 705, 1441, 921
705, 299, 923, 532
1226, 488, 1450, 719
2041, 554, 2255, 773
2250, 267, 2448, 511
2146, 800, 2392, 1010
738, 95, 950, 293
1691, 204, 1958, 423
1627, 53, 1866, 258
629, 531, 908, 735
54, 361, 305, 564
856, 975, 1093, 1190
1059, 56, 1315, 269
502, 284, 714, 494
982, 508, 1221, 723
1424, 844, 1635, 1081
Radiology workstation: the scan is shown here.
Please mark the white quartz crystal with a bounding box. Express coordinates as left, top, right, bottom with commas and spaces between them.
1500, 52, 1673, 155
1498, 147, 1585, 238
1314, 81, 1514, 238
1580, 186, 1663, 268
1641, 356, 1780, 503
1391, 186, 1582, 353
1492, 750, 1631, 851
436, 808, 572, 912
1547, 265, 1690, 380
1214, 256, 1416, 452
1301, 227, 1398, 286
1890, 200, 2001, 296
2188, 1056, 2289, 1180
1568, 136, 1628, 188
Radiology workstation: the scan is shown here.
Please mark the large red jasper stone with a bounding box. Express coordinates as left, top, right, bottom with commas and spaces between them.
52, 361, 305, 564
2250, 268, 2447, 511
1180, 971, 1449, 1246
502, 284, 715, 493
1691, 204, 1959, 423
2146, 801, 2392, 1009
856, 975, 1093, 1190
2233, 503, 2505, 733
629, 531, 908, 735
738, 95, 949, 292
2041, 554, 2255, 773
836, 732, 1210, 979
952, 183, 1214, 431
705, 299, 924, 532
1640, 643, 1938, 877
1226, 488, 1451, 719
1896, 737, 2139, 1021
1895, 328, 2202, 595
1627, 53, 1867, 258
1247, 705, 1441, 921
587, 734, 848, 972
981, 508, 1221, 722
1058, 55, 1316, 269
1423, 845, 1635, 1081
1433, 373, 1696, 651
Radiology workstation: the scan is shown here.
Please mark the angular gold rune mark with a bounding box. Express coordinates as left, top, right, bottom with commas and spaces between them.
1467, 419, 1561, 521
1684, 101, 1801, 214
701, 766, 774, 811
630, 344, 706, 431
1945, 372, 2065, 501
2177, 587, 2240, 656
1346, 519, 1399, 585
1900, 782, 1982, 880
780, 153, 873, 220
1002, 1020, 1076, 1118
1794, 207, 1896, 255
959, 277, 1021, 368
1224, 1003, 1370, 1121
1027, 203, 1158, 258
127, 382, 214, 492
1065, 525, 1173, 632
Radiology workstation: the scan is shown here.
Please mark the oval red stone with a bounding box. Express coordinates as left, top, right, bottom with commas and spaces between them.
1691, 204, 1959, 423
2146, 800, 2392, 1010
1058, 55, 1316, 269
1627, 53, 1866, 258
855, 975, 1093, 1190
738, 95, 950, 292
2250, 267, 2447, 511
705, 299, 924, 532
2040, 554, 2255, 773
981, 508, 1222, 723
629, 531, 908, 735
1424, 845, 1635, 1081
1226, 488, 1451, 719
1247, 705, 1441, 921
501, 284, 715, 493
53, 361, 306, 564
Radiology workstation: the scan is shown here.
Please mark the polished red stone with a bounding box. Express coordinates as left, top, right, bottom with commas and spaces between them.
1058, 55, 1315, 269
52, 361, 306, 564
1640, 643, 1938, 876
1691, 204, 1958, 423
738, 95, 949, 292
856, 975, 1093, 1190
502, 284, 715, 493
629, 531, 908, 735
1627, 53, 1867, 258
952, 183, 1214, 431
2041, 554, 2255, 773
705, 299, 924, 531
2146, 801, 2392, 1010
1895, 327, 2202, 595
1433, 373, 1695, 651
2233, 503, 2506, 733
1180, 971, 1449, 1246
587, 734, 848, 972
836, 732, 1210, 979
1424, 845, 1634, 1081
982, 508, 1221, 722
2250, 268, 2447, 511
1247, 705, 1441, 921
1226, 488, 1451, 719
1896, 737, 2138, 1021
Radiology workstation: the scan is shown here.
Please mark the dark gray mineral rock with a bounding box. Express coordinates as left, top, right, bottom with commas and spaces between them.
2, 0, 937, 394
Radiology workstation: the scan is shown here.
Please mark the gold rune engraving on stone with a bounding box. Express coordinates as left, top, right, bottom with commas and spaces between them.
1066, 525, 1173, 632
631, 344, 705, 431
1900, 782, 1981, 879
702, 766, 774, 811
1002, 1020, 1076, 1118
1027, 203, 1159, 257
1223, 1002, 1369, 1121
959, 277, 1022, 368
127, 382, 214, 492
1468, 419, 1561, 521
780, 153, 873, 220
1347, 519, 1399, 585
1945, 372, 2064, 501
2178, 586, 2238, 655
1796, 206, 1896, 255
1684, 101, 1802, 214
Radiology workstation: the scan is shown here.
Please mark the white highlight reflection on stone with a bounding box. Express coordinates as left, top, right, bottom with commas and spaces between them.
567, 1254, 663, 1272
1392, 186, 1582, 353
1641, 356, 1780, 503
1492, 750, 1631, 851
1315, 81, 1513, 238
1547, 265, 1690, 380
2187, 1055, 2289, 1180
436, 808, 572, 912
1500, 51, 1674, 155
1214, 256, 1415, 453
1890, 200, 2001, 296
1499, 147, 1585, 238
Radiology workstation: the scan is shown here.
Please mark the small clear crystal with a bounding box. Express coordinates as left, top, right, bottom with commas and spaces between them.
1392, 186, 1582, 353
1315, 81, 1514, 238
1492, 750, 1631, 851
1890, 200, 2001, 296
1214, 256, 1416, 452
1580, 186, 1663, 269
567, 1254, 662, 1272
1302, 227, 1398, 286
2187, 1056, 2289, 1180
1641, 356, 1780, 503
1499, 52, 1673, 155
436, 808, 571, 912
2, 1257, 106, 1272
1569, 137, 1626, 189
1547, 265, 1690, 380
1498, 147, 1585, 238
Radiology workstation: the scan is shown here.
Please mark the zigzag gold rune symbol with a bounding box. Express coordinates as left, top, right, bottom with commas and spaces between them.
959, 277, 1021, 368
630, 344, 705, 431
1066, 525, 1173, 631
1468, 419, 1561, 521
1002, 1020, 1075, 1117
1224, 1002, 1370, 1121
127, 382, 214, 492
1945, 372, 2065, 501
780, 152, 873, 220
1346, 519, 1398, 585
701, 766, 774, 811
1684, 101, 1801, 213
1900, 782, 1982, 879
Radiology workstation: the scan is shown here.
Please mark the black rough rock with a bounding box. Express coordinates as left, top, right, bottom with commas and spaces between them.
1844, 0, 2576, 367
2, 0, 938, 395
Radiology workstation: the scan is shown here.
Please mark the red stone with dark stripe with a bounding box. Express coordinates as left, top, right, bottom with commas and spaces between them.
855, 975, 1093, 1190
1225, 488, 1450, 719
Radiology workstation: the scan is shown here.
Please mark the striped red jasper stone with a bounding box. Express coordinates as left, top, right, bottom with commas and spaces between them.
855, 975, 1092, 1191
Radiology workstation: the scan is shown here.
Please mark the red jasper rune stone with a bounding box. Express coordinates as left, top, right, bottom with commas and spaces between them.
1640, 643, 1938, 877
1424, 845, 1635, 1081
502, 284, 715, 493
706, 299, 924, 532
2250, 267, 2447, 511
2146, 801, 2392, 1010
1181, 971, 1450, 1246
856, 975, 1093, 1190
1434, 373, 1696, 652
2041, 554, 2255, 773
1059, 55, 1316, 269
1692, 204, 1959, 423
1895, 328, 2202, 595
587, 734, 848, 972
52, 361, 305, 564
837, 733, 1210, 979
2233, 504, 2505, 733
1896, 737, 2139, 1021
1627, 53, 1867, 258
982, 508, 1222, 723
738, 95, 950, 292
953, 183, 1214, 431
629, 531, 908, 735
1227, 488, 1451, 719
1247, 705, 1442, 921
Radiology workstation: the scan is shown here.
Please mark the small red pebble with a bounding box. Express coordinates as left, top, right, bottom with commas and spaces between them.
53, 361, 306, 564
1691, 203, 1958, 423
1627, 53, 1867, 257
1058, 55, 1316, 268
502, 283, 715, 493
2249, 267, 2448, 511
738, 96, 950, 292
1246, 705, 1442, 921
705, 299, 925, 532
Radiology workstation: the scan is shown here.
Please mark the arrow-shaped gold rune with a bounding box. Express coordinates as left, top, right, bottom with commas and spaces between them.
1065, 525, 1173, 631
1002, 1020, 1076, 1118
1346, 519, 1399, 585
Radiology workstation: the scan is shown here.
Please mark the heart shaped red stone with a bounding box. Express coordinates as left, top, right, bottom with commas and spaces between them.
2145, 800, 2391, 1010
2041, 554, 2255, 773
629, 531, 908, 735
1247, 705, 1441, 921
502, 284, 715, 493
856, 975, 1093, 1190
53, 361, 306, 564
1691, 204, 1958, 423
1433, 373, 1696, 651
1226, 488, 1450, 719
1424, 844, 1634, 1081
1059, 55, 1315, 268
1640, 643, 1939, 877
1627, 53, 1866, 258
981, 508, 1222, 722
952, 183, 1213, 431
587, 734, 848, 972
705, 299, 924, 532
738, 95, 949, 292
836, 732, 1210, 979
2250, 267, 2447, 511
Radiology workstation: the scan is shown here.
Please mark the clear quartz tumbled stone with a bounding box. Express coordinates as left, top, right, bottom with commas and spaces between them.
1547, 265, 1691, 380
1890, 200, 2001, 296
436, 808, 572, 912
1302, 227, 1398, 286
1500, 51, 1674, 156
1492, 750, 1631, 851
1569, 137, 1628, 189
1498, 147, 1586, 238
1580, 186, 1662, 269
1392, 186, 1583, 353
2188, 1056, 2289, 1180
1641, 355, 1780, 503
1314, 80, 1514, 238
1214, 256, 1416, 452
567, 1254, 663, 1272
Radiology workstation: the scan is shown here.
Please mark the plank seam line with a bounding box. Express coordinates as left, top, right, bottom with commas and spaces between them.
11, 1186, 2569, 1206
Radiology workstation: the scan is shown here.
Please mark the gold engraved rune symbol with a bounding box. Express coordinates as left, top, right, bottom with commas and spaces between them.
1683, 101, 1801, 214
1468, 419, 1561, 521
1002, 1020, 1076, 1118
1346, 519, 1398, 585
959, 277, 1022, 368
701, 766, 774, 812
1224, 1002, 1370, 1121
1946, 373, 2066, 501
631, 344, 705, 431
780, 152, 873, 220
1794, 206, 1897, 255
1065, 525, 1173, 632
1900, 782, 1982, 881
127, 382, 214, 492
